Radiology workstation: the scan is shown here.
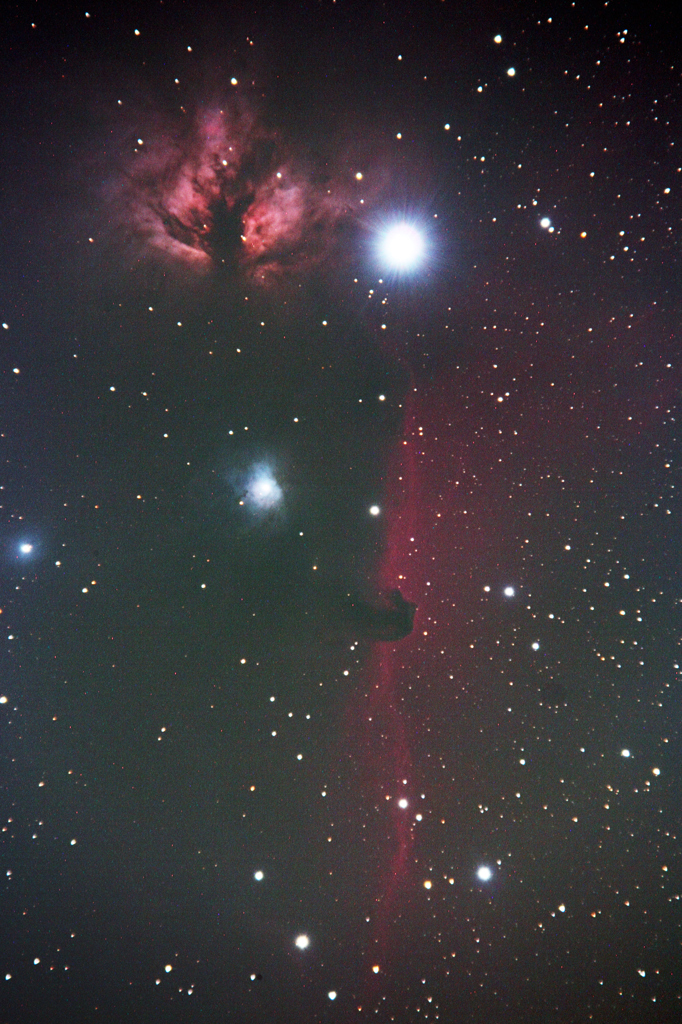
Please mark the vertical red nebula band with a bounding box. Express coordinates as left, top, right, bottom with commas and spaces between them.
362, 382, 428, 965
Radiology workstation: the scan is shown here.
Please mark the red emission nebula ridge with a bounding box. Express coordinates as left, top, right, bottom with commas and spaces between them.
351, 373, 470, 966
362, 386, 425, 960
360, 369, 490, 965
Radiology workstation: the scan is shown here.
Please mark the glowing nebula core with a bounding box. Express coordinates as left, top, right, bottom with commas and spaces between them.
243, 465, 282, 511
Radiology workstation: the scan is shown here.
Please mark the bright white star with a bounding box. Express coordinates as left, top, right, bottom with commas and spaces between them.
477, 866, 493, 881
379, 223, 425, 271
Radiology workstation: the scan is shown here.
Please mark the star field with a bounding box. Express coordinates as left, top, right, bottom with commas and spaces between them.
0, 2, 681, 1022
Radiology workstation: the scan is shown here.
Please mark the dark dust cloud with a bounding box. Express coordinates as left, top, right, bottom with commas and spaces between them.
1, 3, 681, 1023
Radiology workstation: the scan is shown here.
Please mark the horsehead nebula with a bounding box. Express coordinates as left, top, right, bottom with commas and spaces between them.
106, 92, 364, 285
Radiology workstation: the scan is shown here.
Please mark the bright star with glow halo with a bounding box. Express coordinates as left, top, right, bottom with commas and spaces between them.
379, 222, 425, 271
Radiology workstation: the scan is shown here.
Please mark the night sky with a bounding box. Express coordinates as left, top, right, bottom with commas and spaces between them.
1, 2, 681, 1021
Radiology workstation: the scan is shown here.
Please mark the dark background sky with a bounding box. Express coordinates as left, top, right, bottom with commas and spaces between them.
1, 2, 681, 1022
